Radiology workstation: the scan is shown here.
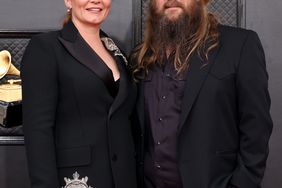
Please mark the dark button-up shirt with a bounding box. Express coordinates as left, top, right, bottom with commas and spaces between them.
143, 58, 187, 188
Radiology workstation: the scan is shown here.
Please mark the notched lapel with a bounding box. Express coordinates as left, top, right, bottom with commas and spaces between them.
179, 45, 221, 130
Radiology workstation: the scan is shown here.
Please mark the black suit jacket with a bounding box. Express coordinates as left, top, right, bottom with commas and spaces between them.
133, 25, 273, 188
21, 21, 137, 188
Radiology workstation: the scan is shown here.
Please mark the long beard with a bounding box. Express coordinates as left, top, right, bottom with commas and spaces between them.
157, 13, 192, 48
150, 4, 202, 64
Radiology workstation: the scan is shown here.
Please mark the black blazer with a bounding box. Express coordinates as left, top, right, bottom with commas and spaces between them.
133, 25, 273, 188
21, 21, 137, 188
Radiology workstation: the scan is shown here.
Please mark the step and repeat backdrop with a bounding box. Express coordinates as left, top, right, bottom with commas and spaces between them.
0, 0, 281, 187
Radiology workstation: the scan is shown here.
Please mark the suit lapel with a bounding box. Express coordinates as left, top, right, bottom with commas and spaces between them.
136, 45, 221, 134
58, 21, 114, 93
109, 55, 131, 117
178, 46, 221, 130
58, 21, 131, 117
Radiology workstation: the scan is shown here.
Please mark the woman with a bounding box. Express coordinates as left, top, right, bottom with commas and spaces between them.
21, 0, 137, 188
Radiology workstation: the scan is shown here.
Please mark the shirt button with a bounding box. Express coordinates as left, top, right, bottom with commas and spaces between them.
157, 141, 161, 145
156, 164, 161, 169
158, 117, 163, 121
162, 96, 166, 99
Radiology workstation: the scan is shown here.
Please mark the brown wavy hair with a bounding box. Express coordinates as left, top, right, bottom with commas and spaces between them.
63, 10, 72, 26
132, 0, 219, 78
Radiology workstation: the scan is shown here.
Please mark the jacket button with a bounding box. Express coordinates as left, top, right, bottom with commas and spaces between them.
112, 154, 118, 162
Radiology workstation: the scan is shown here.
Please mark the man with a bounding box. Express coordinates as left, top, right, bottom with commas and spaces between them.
130, 0, 273, 188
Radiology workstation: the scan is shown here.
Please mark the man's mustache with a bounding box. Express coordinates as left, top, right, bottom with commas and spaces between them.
164, 1, 184, 9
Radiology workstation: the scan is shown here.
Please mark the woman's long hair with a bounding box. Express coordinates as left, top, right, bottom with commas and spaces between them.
132, 0, 219, 78
63, 10, 72, 26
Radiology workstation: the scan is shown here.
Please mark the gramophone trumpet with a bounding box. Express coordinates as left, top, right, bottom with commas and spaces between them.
0, 50, 22, 127
0, 50, 20, 79
0, 50, 21, 102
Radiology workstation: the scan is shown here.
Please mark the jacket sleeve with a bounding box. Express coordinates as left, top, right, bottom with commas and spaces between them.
21, 35, 59, 188
230, 31, 273, 188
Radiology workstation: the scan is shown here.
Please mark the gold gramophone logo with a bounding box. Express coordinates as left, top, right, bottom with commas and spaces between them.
0, 50, 21, 102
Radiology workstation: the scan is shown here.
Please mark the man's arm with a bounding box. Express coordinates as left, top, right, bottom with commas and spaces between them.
230, 30, 273, 188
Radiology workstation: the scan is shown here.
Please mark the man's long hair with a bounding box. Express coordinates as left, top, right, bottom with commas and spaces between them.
132, 0, 219, 78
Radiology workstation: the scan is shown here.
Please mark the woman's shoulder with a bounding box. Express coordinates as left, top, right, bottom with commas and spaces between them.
29, 30, 61, 47
23, 30, 62, 58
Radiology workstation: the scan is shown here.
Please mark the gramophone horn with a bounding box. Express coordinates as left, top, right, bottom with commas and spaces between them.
0, 50, 20, 79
